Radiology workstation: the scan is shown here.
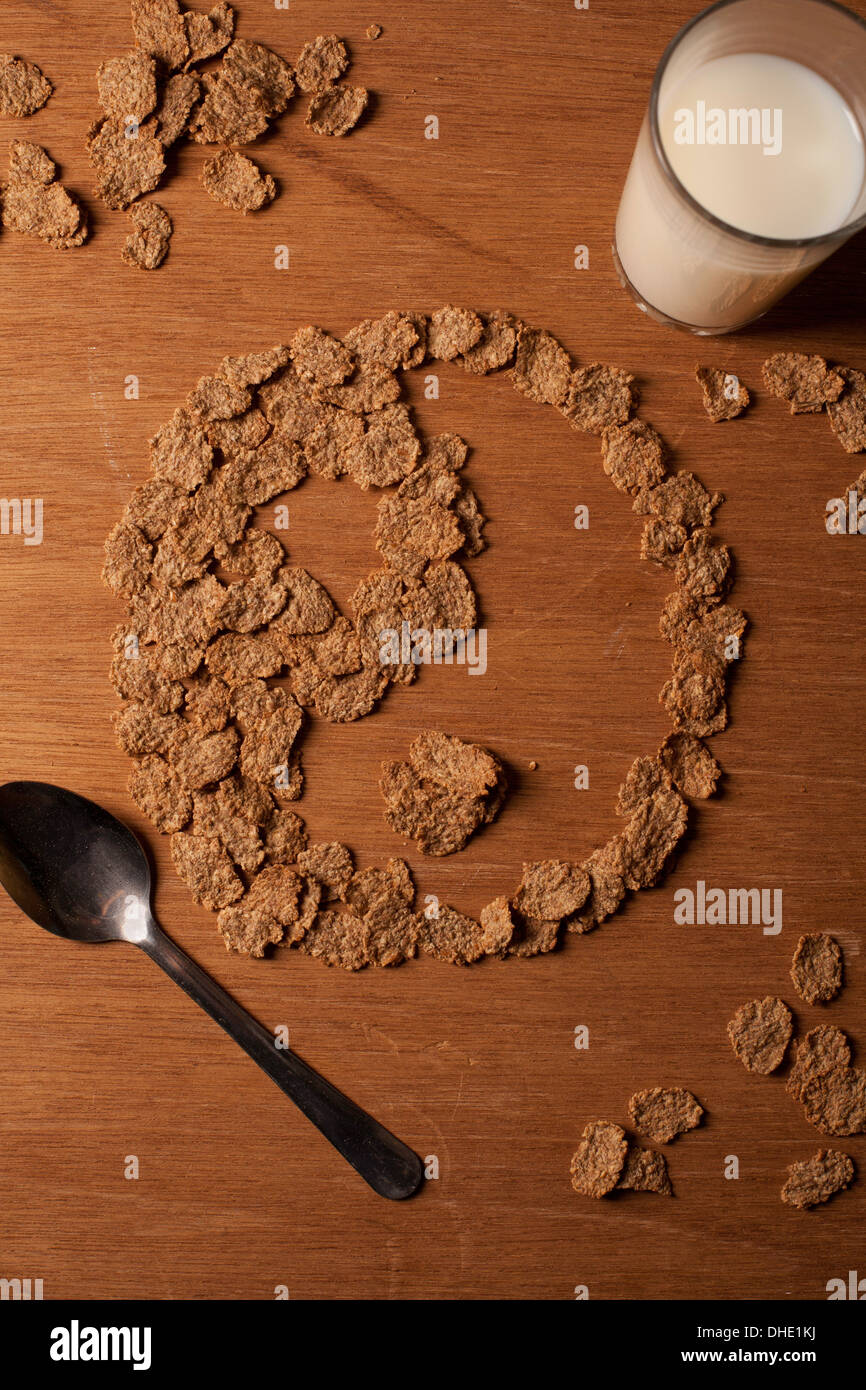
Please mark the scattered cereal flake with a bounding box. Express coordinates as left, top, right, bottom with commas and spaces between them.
479, 897, 517, 956
297, 841, 354, 896
659, 594, 747, 667
426, 432, 469, 473
695, 365, 750, 422
171, 828, 243, 908
306, 84, 368, 136
8, 140, 54, 183
627, 1087, 703, 1143
184, 671, 230, 733
150, 407, 213, 491
144, 573, 226, 648
229, 436, 307, 503
380, 734, 505, 856
222, 38, 295, 117
375, 490, 462, 576
459, 309, 518, 374
109, 637, 184, 713
601, 420, 666, 495
615, 755, 670, 817
271, 567, 334, 635
569, 844, 627, 933
514, 860, 589, 920
570, 1120, 627, 1198
412, 729, 502, 798
617, 1146, 673, 1195
97, 50, 157, 121
102, 521, 152, 598
791, 933, 843, 1005
617, 787, 688, 890
192, 783, 263, 874
121, 199, 172, 270
229, 679, 288, 728
763, 352, 844, 414
86, 116, 166, 210
428, 306, 483, 362
511, 325, 571, 407
343, 311, 423, 371
129, 754, 192, 832
239, 703, 304, 787
660, 651, 727, 738
259, 365, 327, 437
304, 409, 365, 480
2, 141, 88, 248
674, 528, 732, 602
634, 472, 723, 531
183, 3, 235, 64
264, 807, 307, 863
0, 54, 53, 117
189, 69, 268, 144
215, 527, 284, 577
114, 702, 185, 757
728, 996, 793, 1074
220, 346, 290, 389
202, 148, 276, 213
131, 0, 190, 71
205, 631, 283, 682
310, 666, 389, 722
801, 1067, 866, 1136
419, 905, 486, 965
301, 908, 369, 969
208, 408, 270, 458
187, 373, 250, 422
246, 865, 304, 936
291, 325, 354, 388
422, 559, 476, 630
658, 731, 721, 800
154, 72, 201, 146
561, 364, 637, 435
344, 403, 421, 489
316, 363, 402, 415
220, 574, 287, 632
170, 726, 239, 790
640, 518, 687, 568
827, 367, 866, 453
344, 859, 414, 914
786, 1026, 852, 1102
508, 915, 561, 958
454, 483, 487, 558
781, 1149, 854, 1209
295, 35, 349, 93
364, 893, 420, 966
217, 898, 283, 957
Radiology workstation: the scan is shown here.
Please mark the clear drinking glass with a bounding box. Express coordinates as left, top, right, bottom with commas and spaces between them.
613, 0, 866, 334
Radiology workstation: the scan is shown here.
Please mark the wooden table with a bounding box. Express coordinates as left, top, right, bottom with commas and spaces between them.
1, 0, 864, 1301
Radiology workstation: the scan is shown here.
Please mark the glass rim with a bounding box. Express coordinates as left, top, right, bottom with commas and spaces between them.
649, 0, 866, 249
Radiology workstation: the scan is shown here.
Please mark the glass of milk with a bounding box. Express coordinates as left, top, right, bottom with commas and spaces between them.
614, 0, 866, 333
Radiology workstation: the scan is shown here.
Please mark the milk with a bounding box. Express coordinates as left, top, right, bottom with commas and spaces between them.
615, 51, 866, 331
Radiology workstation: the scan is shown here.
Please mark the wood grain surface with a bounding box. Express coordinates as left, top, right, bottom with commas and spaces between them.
1, 0, 865, 1302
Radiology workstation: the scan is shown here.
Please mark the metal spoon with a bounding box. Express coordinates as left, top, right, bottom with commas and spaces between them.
0, 781, 424, 1201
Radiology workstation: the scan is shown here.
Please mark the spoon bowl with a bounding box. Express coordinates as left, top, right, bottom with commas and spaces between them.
0, 780, 424, 1200
0, 781, 151, 944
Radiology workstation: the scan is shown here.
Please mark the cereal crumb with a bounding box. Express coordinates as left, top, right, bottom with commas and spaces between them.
728, 996, 792, 1074
570, 1120, 627, 1197
695, 365, 750, 422
627, 1087, 704, 1143
790, 933, 843, 1005
781, 1149, 854, 1209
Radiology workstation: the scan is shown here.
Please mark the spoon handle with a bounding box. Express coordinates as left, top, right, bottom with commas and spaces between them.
139, 922, 424, 1201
